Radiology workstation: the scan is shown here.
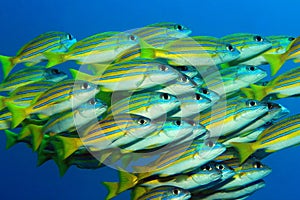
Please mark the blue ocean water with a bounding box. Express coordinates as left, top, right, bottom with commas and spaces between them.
0, 0, 299, 199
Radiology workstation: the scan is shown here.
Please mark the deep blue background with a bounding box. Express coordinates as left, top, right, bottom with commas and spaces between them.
0, 0, 299, 199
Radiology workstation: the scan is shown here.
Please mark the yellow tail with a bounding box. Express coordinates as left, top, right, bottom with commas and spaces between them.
102, 182, 120, 200
250, 84, 268, 101
0, 55, 14, 78
230, 142, 255, 163
263, 53, 287, 76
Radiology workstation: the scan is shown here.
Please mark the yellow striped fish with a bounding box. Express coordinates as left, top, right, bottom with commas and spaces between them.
202, 65, 267, 96
0, 67, 67, 92
109, 139, 225, 197
241, 35, 294, 75
6, 79, 99, 128
140, 36, 240, 68
107, 92, 180, 119
231, 114, 300, 163
56, 114, 158, 160
221, 33, 272, 65
45, 32, 139, 67
263, 36, 299, 75
0, 81, 55, 110
0, 31, 76, 78
20, 98, 107, 151
194, 98, 269, 138
70, 60, 179, 91
135, 186, 191, 200
242, 66, 300, 100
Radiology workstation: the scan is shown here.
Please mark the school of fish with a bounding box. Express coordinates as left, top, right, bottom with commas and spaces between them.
0, 22, 299, 200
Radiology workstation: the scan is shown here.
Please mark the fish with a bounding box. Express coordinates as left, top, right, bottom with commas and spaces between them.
242, 66, 300, 100
114, 140, 225, 195
221, 33, 272, 65
194, 98, 269, 138
196, 180, 265, 200
235, 102, 289, 134
134, 186, 191, 200
45, 32, 139, 67
139, 162, 222, 190
131, 23, 191, 44
0, 31, 76, 78
191, 162, 236, 194
121, 118, 194, 152
56, 114, 158, 160
140, 36, 240, 68
171, 89, 213, 118
0, 67, 67, 92
20, 98, 108, 150
231, 114, 300, 163
214, 158, 271, 190
0, 81, 55, 110
154, 73, 198, 96
6, 79, 99, 128
107, 92, 180, 119
241, 35, 294, 75
172, 66, 198, 79
263, 36, 299, 75
202, 65, 267, 96
70, 60, 180, 92
192, 36, 241, 65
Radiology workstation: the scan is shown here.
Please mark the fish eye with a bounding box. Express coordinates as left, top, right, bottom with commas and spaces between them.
138, 118, 148, 125
226, 44, 235, 52
288, 37, 295, 41
160, 93, 171, 100
175, 24, 183, 31
67, 33, 73, 40
205, 140, 215, 147
216, 164, 224, 170
201, 164, 212, 171
254, 35, 263, 42
159, 65, 168, 72
81, 82, 90, 90
202, 88, 209, 95
51, 68, 60, 74
267, 102, 274, 109
253, 161, 263, 168
174, 120, 181, 126
179, 66, 188, 71
194, 93, 202, 100
246, 66, 256, 71
180, 76, 188, 82
128, 35, 136, 41
247, 100, 257, 107
172, 188, 180, 195
89, 99, 96, 105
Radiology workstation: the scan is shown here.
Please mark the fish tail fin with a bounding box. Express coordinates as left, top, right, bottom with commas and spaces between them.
139, 40, 156, 59
118, 169, 138, 193
4, 130, 18, 149
29, 125, 44, 151
102, 182, 120, 200
0, 55, 14, 78
6, 102, 28, 128
250, 84, 267, 101
44, 52, 65, 68
131, 186, 148, 200
69, 68, 94, 80
0, 96, 6, 110
56, 136, 81, 159
263, 54, 287, 76
230, 142, 255, 163
53, 156, 71, 177
240, 88, 255, 99
36, 142, 53, 167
